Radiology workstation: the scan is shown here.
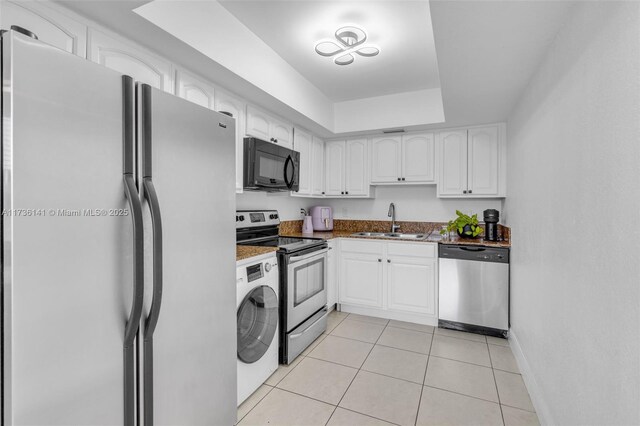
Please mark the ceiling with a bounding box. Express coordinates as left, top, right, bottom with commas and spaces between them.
218, 1, 441, 102
56, 0, 576, 136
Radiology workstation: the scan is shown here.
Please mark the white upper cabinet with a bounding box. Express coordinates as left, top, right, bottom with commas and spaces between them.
270, 118, 293, 149
88, 29, 173, 92
438, 130, 468, 195
1, 1, 87, 57
371, 136, 402, 183
245, 105, 270, 141
324, 139, 370, 197
292, 128, 312, 196
437, 124, 505, 197
215, 90, 246, 193
245, 105, 293, 149
403, 133, 435, 183
311, 137, 325, 196
345, 138, 368, 196
468, 126, 499, 195
175, 69, 215, 109
324, 141, 345, 196
370, 133, 435, 184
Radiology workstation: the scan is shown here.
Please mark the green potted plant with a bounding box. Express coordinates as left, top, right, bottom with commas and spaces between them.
441, 210, 484, 238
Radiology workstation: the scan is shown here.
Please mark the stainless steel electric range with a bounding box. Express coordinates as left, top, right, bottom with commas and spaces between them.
236, 210, 329, 364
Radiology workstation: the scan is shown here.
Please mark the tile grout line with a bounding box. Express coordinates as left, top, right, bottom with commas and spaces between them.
414, 331, 434, 426
324, 315, 390, 426
487, 339, 507, 426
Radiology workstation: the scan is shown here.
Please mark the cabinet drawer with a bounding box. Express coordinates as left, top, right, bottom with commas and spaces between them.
387, 242, 436, 258
341, 239, 384, 255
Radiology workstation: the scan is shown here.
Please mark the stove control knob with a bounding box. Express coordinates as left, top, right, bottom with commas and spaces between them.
239, 215, 245, 221
264, 262, 272, 272
274, 214, 279, 219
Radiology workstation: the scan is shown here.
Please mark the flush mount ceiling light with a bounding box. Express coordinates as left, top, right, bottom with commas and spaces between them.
315, 26, 380, 66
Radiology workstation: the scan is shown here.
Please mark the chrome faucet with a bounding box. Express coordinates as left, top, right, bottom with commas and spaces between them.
388, 203, 400, 233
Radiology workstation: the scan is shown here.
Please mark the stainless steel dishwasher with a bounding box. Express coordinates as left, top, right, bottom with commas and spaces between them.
438, 244, 510, 337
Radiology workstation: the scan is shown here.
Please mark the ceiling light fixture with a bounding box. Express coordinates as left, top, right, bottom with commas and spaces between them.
315, 25, 380, 66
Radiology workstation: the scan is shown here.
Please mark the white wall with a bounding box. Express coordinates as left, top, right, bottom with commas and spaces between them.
333, 89, 445, 133
236, 192, 314, 221
328, 186, 500, 222
237, 186, 502, 224
503, 3, 640, 425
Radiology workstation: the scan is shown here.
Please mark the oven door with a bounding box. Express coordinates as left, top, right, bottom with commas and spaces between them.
285, 247, 328, 331
244, 138, 300, 191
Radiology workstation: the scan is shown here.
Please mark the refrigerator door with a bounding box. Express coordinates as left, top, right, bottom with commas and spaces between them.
2, 33, 140, 424
140, 85, 237, 425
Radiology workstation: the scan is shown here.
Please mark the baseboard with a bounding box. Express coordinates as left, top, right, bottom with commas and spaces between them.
338, 304, 438, 326
509, 329, 553, 425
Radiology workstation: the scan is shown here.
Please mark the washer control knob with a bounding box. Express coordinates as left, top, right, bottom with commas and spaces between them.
264, 262, 272, 272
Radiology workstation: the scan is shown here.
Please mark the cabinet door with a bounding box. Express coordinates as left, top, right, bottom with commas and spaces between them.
327, 240, 338, 308
311, 137, 325, 196
1, 1, 87, 57
88, 29, 173, 92
324, 141, 345, 196
387, 257, 437, 316
345, 138, 368, 196
245, 105, 271, 141
215, 91, 246, 193
340, 252, 383, 308
271, 118, 294, 149
468, 126, 499, 195
403, 133, 435, 183
370, 136, 401, 183
438, 130, 468, 196
292, 129, 312, 195
175, 69, 215, 109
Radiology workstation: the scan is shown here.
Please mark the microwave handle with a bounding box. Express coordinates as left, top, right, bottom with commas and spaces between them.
284, 155, 294, 189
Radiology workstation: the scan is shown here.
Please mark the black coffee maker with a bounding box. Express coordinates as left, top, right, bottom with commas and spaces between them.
483, 209, 500, 241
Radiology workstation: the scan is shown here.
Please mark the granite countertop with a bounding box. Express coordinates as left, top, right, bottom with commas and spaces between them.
280, 219, 511, 248
236, 245, 278, 261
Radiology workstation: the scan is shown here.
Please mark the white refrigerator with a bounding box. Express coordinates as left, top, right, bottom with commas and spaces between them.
1, 30, 237, 425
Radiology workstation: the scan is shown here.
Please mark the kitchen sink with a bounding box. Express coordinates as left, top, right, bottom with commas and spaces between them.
351, 232, 428, 240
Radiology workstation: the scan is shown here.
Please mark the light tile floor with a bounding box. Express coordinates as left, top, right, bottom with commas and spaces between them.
237, 311, 539, 426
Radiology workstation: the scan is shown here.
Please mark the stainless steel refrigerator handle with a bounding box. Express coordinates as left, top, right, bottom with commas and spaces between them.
122, 75, 144, 426
289, 248, 328, 264
122, 174, 144, 426
140, 83, 163, 426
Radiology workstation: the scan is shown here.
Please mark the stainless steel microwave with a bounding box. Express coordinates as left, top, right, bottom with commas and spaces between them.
243, 137, 300, 192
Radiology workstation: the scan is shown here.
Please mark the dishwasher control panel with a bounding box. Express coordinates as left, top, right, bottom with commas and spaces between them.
439, 244, 509, 263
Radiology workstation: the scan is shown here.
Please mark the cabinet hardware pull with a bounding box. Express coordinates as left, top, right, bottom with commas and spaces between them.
397, 177, 401, 181
468, 189, 473, 194
345, 191, 349, 195
341, 191, 344, 195
402, 177, 406, 181
463, 190, 467, 194
387, 259, 391, 263
378, 258, 382, 262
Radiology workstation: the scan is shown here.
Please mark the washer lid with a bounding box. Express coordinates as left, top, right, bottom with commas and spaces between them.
237, 285, 278, 364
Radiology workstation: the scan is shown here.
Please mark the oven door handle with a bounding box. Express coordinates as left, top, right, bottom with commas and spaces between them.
289, 309, 330, 339
289, 248, 328, 264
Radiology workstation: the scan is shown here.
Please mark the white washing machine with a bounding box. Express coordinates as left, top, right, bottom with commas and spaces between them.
236, 253, 279, 405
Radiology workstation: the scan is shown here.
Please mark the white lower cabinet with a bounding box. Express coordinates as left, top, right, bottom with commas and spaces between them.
327, 240, 338, 309
338, 239, 438, 324
340, 250, 384, 308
